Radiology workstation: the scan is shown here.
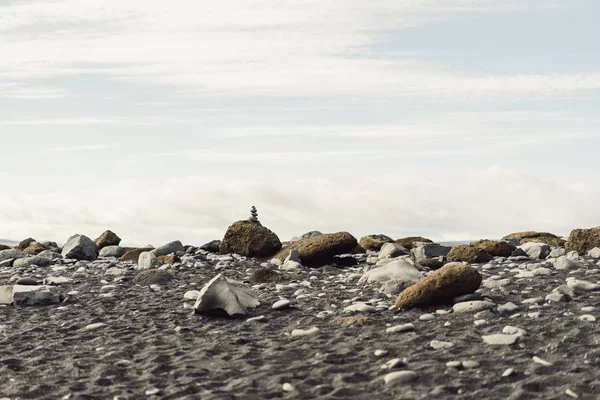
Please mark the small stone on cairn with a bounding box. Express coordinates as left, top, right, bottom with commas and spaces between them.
249, 206, 259, 222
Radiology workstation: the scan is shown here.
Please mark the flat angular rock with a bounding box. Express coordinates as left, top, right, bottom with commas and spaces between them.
221, 221, 282, 258
395, 263, 482, 309
94, 230, 121, 250
151, 240, 185, 257
378, 242, 409, 260
0, 285, 61, 306
194, 274, 260, 317
0, 249, 27, 263
411, 243, 451, 263
359, 258, 423, 284
133, 270, 173, 286
61, 234, 98, 261
518, 242, 550, 259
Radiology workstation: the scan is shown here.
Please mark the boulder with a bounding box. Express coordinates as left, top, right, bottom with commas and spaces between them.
41, 241, 61, 253
0, 249, 27, 263
13, 256, 53, 268
518, 242, 550, 259
395, 263, 482, 309
411, 243, 451, 263
395, 236, 433, 250
0, 244, 11, 251
138, 252, 161, 269
23, 243, 47, 255
275, 232, 357, 267
120, 247, 155, 262
378, 242, 409, 260
359, 234, 394, 251
249, 268, 282, 283
358, 258, 423, 284
503, 231, 565, 247
0, 285, 62, 306
99, 245, 126, 258
471, 240, 516, 257
447, 245, 492, 263
200, 240, 221, 253
17, 238, 36, 250
151, 240, 185, 257
194, 274, 260, 317
37, 250, 62, 260
132, 270, 173, 286
418, 257, 446, 270
94, 230, 121, 249
220, 221, 282, 258
565, 227, 600, 254
61, 234, 98, 261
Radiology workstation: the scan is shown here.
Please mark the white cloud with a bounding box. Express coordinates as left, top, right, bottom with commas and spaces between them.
0, 166, 597, 246
49, 144, 121, 152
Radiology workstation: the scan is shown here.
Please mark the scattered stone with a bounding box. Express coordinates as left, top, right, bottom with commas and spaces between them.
505, 231, 565, 247
138, 252, 161, 269
133, 270, 173, 286
272, 299, 291, 310
0, 285, 61, 306
497, 302, 519, 314
482, 334, 518, 345
220, 220, 282, 258
61, 234, 98, 261
447, 245, 492, 263
14, 277, 39, 285
471, 240, 515, 257
419, 313, 435, 321
565, 389, 579, 399
453, 301, 494, 313
532, 356, 552, 366
578, 314, 596, 322
386, 324, 415, 333
151, 240, 185, 257
430, 340, 454, 349
446, 361, 462, 368
184, 290, 201, 300
290, 327, 319, 337
565, 226, 600, 254
200, 240, 221, 253
94, 230, 121, 250
344, 303, 377, 313
337, 316, 369, 326
502, 368, 514, 377
194, 274, 260, 317
23, 243, 47, 255
461, 360, 480, 369
587, 247, 600, 258
395, 236, 433, 250
17, 237, 36, 250
0, 249, 27, 263
518, 242, 550, 259
282, 383, 295, 392
120, 247, 154, 262
545, 293, 568, 303
410, 243, 451, 264
378, 242, 409, 259
359, 258, 423, 284
43, 276, 71, 285
99, 245, 126, 258
383, 370, 418, 385
85, 322, 107, 330
249, 268, 282, 284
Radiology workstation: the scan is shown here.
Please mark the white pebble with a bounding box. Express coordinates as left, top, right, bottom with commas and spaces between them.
374, 349, 388, 357
532, 356, 552, 366
386, 324, 415, 334
291, 327, 320, 337
578, 314, 596, 321
272, 299, 291, 310
383, 370, 418, 385
502, 368, 514, 377
430, 340, 454, 349
419, 313, 435, 321
282, 383, 295, 392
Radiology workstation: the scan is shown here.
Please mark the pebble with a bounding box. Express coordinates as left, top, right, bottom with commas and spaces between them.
446, 361, 461, 368
430, 340, 454, 349
502, 368, 515, 377
383, 370, 418, 385
344, 303, 376, 313
453, 301, 494, 313
578, 314, 596, 321
532, 356, 552, 366
482, 334, 518, 345
382, 358, 403, 369
386, 324, 415, 334
85, 323, 107, 331
419, 313, 435, 321
272, 299, 291, 310
374, 349, 388, 357
282, 383, 295, 392
581, 306, 597, 312
145, 388, 160, 395
246, 316, 266, 323
461, 360, 480, 369
291, 327, 319, 337
497, 302, 519, 314
565, 389, 579, 399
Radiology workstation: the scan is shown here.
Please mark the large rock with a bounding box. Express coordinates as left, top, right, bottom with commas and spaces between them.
220, 221, 282, 258
120, 247, 154, 262
518, 242, 550, 259
151, 240, 185, 257
61, 234, 98, 261
275, 232, 357, 267
0, 285, 62, 306
503, 231, 565, 247
194, 274, 260, 317
395, 263, 482, 309
411, 243, 451, 263
359, 234, 394, 251
94, 230, 121, 249
395, 236, 433, 250
358, 258, 423, 284
17, 238, 36, 250
0, 244, 11, 251
133, 270, 173, 286
200, 240, 221, 253
565, 227, 600, 254
13, 256, 53, 268
378, 242, 409, 259
99, 245, 126, 258
23, 243, 47, 255
447, 245, 492, 263
471, 240, 516, 258
0, 249, 27, 263
138, 252, 161, 269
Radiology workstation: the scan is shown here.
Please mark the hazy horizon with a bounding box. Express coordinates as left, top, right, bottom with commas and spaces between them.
1, 0, 599, 246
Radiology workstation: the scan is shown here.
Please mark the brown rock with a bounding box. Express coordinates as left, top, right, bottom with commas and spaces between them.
275, 232, 358, 267
359, 234, 394, 251
248, 268, 282, 284
351, 244, 366, 254
395, 236, 433, 250
338, 316, 369, 326
504, 231, 566, 247
23, 243, 47, 255
120, 247, 155, 262
157, 255, 180, 263
0, 244, 11, 251
220, 221, 282, 258
17, 238, 36, 250
565, 226, 600, 254
471, 240, 516, 258
447, 245, 492, 263
94, 230, 121, 250
395, 263, 482, 309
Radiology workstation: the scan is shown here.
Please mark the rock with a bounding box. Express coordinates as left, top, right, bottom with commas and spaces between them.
566, 279, 600, 292
200, 240, 221, 253
518, 242, 550, 259
284, 250, 301, 263
157, 255, 180, 264
43, 276, 71, 285
249, 268, 282, 283
554, 256, 583, 270
359, 258, 423, 284
497, 302, 519, 314
359, 234, 394, 251
272, 299, 291, 310
15, 277, 39, 285
532, 356, 552, 366
151, 240, 184, 257
549, 247, 567, 258
395, 236, 433, 250
566, 227, 600, 254
0, 249, 27, 263
99, 245, 126, 258
587, 247, 600, 258
0, 285, 61, 306
94, 230, 121, 250
386, 323, 415, 333
105, 267, 125, 276
300, 231, 322, 239
0, 244, 11, 251
383, 370, 418, 385
379, 279, 418, 296
471, 240, 516, 257
337, 316, 369, 326
132, 270, 173, 286
417, 257, 446, 269
430, 340, 454, 349
17, 238, 36, 250
545, 293, 568, 303
482, 334, 519, 345
344, 303, 377, 313
378, 242, 409, 259
504, 231, 566, 247
37, 250, 62, 260
138, 252, 161, 269
447, 245, 492, 263
23, 243, 47, 255
275, 232, 357, 267
61, 234, 98, 261
220, 221, 282, 258
395, 263, 482, 309
282, 383, 296, 392
290, 327, 319, 337
194, 274, 260, 317
184, 290, 201, 300
411, 243, 451, 263
453, 301, 494, 313
13, 256, 53, 268
120, 247, 154, 262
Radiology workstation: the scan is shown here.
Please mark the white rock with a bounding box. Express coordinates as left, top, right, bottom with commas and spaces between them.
85, 322, 107, 330
578, 314, 596, 321
587, 247, 600, 258
383, 370, 418, 385
358, 258, 423, 284
374, 349, 388, 357
386, 324, 415, 334
344, 303, 376, 313
291, 327, 320, 337
568, 279, 600, 291
532, 356, 552, 366
462, 360, 480, 369
193, 274, 260, 317
430, 340, 454, 349
378, 242, 408, 260
518, 242, 550, 259
565, 388, 579, 399
138, 252, 161, 269
183, 290, 201, 300
502, 326, 527, 337
453, 301, 494, 313
272, 299, 291, 310
502, 368, 514, 377
497, 302, 519, 314
282, 383, 296, 392
482, 334, 518, 345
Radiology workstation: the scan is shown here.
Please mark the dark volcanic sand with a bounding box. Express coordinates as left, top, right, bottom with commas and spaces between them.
1, 252, 600, 400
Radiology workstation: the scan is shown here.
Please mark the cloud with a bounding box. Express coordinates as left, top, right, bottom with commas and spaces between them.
49, 144, 121, 152
0, 166, 597, 246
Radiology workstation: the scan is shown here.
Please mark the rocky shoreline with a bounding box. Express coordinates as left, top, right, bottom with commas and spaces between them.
1, 222, 600, 399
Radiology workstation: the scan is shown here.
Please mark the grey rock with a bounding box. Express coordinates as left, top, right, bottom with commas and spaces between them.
497, 302, 519, 314
482, 334, 519, 345
151, 240, 184, 257
300, 231, 323, 240
61, 234, 98, 261
138, 252, 161, 269
284, 249, 301, 263
411, 243, 451, 263
518, 242, 550, 259
37, 250, 63, 260
379, 279, 415, 296
378, 242, 409, 260
587, 247, 600, 258
453, 301, 494, 313
0, 249, 27, 264
200, 240, 221, 253
358, 258, 423, 284
383, 370, 418, 385
13, 256, 53, 268
548, 248, 566, 258
0, 285, 61, 305
99, 245, 126, 258
14, 277, 39, 285
194, 274, 260, 317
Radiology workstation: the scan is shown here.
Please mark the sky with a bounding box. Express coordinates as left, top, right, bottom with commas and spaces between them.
1, 0, 599, 246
